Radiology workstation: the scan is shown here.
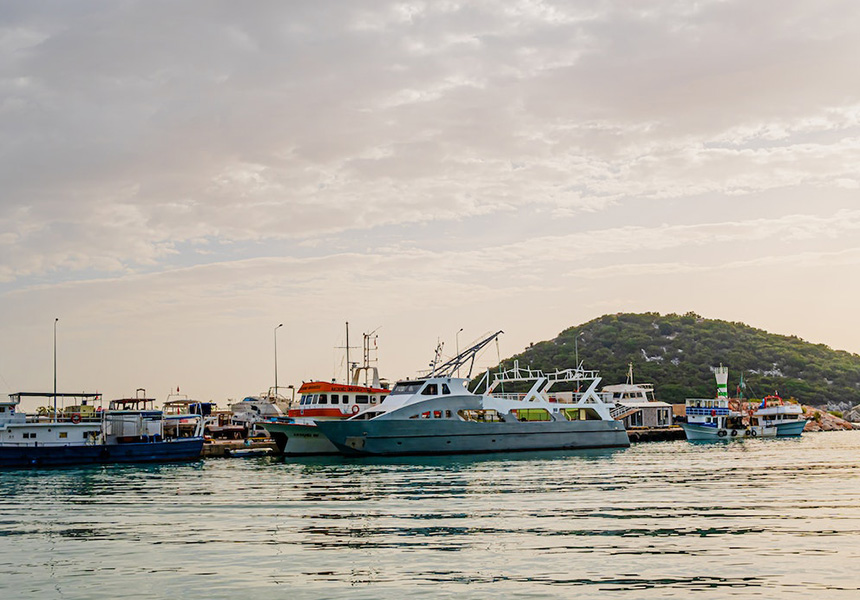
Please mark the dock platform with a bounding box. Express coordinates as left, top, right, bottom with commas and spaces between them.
202, 439, 278, 458
627, 427, 686, 443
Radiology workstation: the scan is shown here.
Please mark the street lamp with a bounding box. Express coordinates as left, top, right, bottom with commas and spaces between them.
274, 323, 284, 396
53, 318, 58, 422
455, 328, 464, 377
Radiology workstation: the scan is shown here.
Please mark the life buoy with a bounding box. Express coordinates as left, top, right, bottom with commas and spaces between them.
717, 429, 727, 437
351, 405, 359, 414
71, 413, 81, 424
730, 429, 738, 437
710, 409, 716, 417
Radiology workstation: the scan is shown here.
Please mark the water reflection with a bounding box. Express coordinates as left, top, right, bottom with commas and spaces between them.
2, 432, 860, 598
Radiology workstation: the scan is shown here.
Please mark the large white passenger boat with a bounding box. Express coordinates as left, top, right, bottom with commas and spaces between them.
314, 332, 629, 456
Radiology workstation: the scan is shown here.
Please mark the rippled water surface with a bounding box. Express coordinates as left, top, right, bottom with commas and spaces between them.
3, 432, 860, 599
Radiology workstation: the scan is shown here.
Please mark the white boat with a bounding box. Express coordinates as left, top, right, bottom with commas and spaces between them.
229, 389, 287, 436
681, 366, 777, 441
162, 393, 243, 439
314, 332, 629, 456
751, 395, 808, 436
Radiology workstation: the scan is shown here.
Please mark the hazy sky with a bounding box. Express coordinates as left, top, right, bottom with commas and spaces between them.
2, 1, 859, 408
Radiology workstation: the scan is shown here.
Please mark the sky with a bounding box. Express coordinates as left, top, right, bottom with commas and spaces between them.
2, 0, 859, 409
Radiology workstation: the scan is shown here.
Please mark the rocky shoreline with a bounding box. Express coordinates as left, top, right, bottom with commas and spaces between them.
802, 406, 857, 432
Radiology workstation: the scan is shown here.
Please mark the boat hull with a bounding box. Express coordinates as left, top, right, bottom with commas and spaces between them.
314, 418, 629, 457
259, 421, 338, 455
772, 420, 807, 436
0, 438, 204, 468
681, 423, 776, 441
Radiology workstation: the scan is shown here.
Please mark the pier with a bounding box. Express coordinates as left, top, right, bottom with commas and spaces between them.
627, 427, 686, 443
202, 439, 278, 458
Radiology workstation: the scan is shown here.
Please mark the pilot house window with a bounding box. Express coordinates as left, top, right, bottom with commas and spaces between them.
422, 384, 438, 396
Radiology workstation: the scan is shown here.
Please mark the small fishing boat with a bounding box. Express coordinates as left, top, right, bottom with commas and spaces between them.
751, 395, 807, 436
162, 392, 243, 439
681, 366, 777, 441
314, 332, 629, 456
0, 389, 205, 468
228, 389, 288, 437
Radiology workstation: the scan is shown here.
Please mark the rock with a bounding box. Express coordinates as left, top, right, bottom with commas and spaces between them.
801, 406, 857, 432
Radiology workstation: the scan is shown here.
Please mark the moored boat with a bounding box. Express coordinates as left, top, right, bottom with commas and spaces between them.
314, 332, 629, 456
228, 389, 288, 437
0, 390, 204, 468
260, 377, 390, 455
681, 366, 777, 441
751, 395, 808, 436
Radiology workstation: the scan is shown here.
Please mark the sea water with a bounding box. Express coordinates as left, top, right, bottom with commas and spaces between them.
2, 431, 860, 599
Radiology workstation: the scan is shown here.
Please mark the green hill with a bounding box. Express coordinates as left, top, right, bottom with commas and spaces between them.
494, 312, 860, 406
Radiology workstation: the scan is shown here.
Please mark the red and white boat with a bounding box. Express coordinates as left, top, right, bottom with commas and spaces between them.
260, 370, 389, 455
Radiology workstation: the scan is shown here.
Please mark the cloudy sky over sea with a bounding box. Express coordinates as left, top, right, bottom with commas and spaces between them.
1, 1, 859, 405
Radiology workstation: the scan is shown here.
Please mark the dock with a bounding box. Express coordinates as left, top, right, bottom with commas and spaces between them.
627, 427, 686, 443
202, 439, 278, 458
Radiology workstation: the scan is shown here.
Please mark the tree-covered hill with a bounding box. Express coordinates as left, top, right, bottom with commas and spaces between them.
495, 312, 860, 406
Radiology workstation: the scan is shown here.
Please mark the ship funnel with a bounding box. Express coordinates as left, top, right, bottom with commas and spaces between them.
715, 365, 729, 399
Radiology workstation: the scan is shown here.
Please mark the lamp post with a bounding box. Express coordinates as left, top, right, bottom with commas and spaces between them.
455, 328, 464, 377
274, 323, 283, 397
53, 318, 58, 422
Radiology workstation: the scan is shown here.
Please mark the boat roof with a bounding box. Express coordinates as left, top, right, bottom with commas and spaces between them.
298, 380, 389, 394
10, 392, 102, 399
613, 400, 673, 408
602, 383, 654, 393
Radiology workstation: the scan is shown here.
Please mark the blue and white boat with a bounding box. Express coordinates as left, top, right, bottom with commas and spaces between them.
0, 390, 204, 468
751, 395, 808, 437
681, 366, 777, 441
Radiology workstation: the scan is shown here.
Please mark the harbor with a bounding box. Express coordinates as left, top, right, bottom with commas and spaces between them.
4, 325, 857, 468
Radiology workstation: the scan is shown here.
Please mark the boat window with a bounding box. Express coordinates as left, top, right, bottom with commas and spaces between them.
331, 394, 339, 404
318, 394, 328, 405
441, 384, 451, 395
422, 384, 438, 396
390, 382, 423, 396
458, 409, 503, 422
446, 410, 452, 418
59, 432, 68, 439
516, 408, 551, 422
356, 395, 369, 404
433, 411, 442, 418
